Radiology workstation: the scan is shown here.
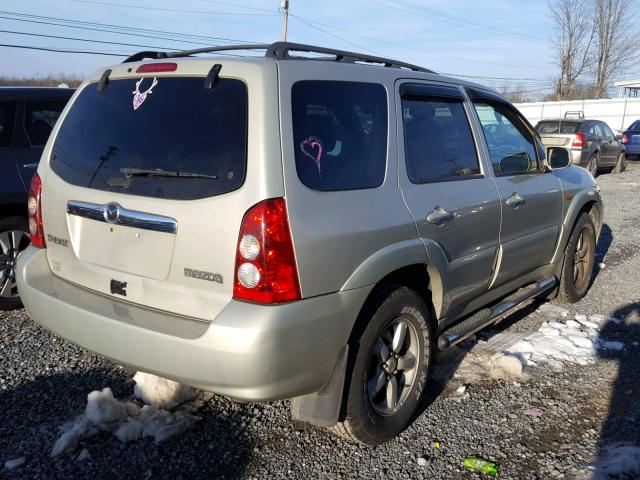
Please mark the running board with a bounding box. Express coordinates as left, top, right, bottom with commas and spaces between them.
437, 276, 556, 350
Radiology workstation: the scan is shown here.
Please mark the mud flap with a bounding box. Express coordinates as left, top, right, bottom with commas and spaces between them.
290, 345, 348, 428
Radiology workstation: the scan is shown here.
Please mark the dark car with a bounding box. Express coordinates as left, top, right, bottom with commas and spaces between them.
536, 118, 626, 176
621, 119, 640, 160
0, 87, 74, 310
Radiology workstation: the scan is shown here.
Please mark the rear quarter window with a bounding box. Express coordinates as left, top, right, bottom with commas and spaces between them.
25, 99, 68, 147
291, 81, 387, 191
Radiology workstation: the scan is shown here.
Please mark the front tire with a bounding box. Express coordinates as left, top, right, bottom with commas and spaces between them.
0, 217, 30, 311
586, 154, 599, 177
331, 285, 433, 445
612, 152, 626, 174
557, 213, 596, 303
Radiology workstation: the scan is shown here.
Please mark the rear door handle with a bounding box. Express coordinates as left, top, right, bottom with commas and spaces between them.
22, 163, 38, 169
427, 206, 453, 224
505, 192, 525, 208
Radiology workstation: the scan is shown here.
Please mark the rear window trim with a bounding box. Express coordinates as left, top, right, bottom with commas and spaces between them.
49, 75, 249, 201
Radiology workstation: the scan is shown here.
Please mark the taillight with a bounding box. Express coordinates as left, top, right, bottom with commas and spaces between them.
136, 63, 177, 73
27, 173, 46, 248
233, 198, 301, 304
621, 133, 629, 144
572, 133, 586, 149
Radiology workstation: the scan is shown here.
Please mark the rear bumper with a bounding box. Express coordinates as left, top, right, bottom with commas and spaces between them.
570, 149, 588, 165
624, 144, 640, 155
16, 247, 371, 401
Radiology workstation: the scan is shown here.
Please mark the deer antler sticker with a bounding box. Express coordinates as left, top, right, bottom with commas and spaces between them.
132, 77, 159, 110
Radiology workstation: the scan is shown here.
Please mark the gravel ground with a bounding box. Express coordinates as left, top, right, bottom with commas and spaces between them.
2, 164, 640, 479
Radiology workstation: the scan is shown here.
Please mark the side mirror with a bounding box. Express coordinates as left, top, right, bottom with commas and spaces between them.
615, 134, 622, 140
499, 152, 531, 173
547, 147, 571, 169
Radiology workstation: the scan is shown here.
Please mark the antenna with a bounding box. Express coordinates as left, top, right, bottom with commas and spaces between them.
280, 0, 290, 42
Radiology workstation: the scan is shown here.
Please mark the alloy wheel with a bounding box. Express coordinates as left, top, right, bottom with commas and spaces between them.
573, 228, 593, 293
365, 317, 420, 416
0, 230, 30, 299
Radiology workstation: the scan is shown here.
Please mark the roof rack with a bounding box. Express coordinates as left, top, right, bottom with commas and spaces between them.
122, 41, 435, 74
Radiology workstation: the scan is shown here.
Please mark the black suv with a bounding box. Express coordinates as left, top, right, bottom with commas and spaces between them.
1, 87, 74, 310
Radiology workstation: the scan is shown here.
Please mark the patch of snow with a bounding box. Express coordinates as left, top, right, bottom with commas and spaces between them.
4, 457, 26, 471
86, 388, 128, 424
51, 373, 202, 457
443, 309, 627, 384
133, 372, 197, 409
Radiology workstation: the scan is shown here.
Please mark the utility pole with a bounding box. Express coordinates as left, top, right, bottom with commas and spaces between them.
280, 0, 289, 42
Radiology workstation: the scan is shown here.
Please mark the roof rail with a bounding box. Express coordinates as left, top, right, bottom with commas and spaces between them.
122, 41, 435, 73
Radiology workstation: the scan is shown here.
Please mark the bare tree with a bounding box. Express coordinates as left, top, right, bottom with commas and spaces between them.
549, 0, 595, 100
592, 0, 638, 98
499, 83, 529, 103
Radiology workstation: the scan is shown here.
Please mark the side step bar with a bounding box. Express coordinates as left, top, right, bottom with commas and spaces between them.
437, 276, 556, 350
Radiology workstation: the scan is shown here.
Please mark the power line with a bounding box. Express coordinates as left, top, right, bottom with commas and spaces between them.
378, 0, 547, 42
65, 0, 279, 17
290, 16, 381, 55
0, 43, 125, 56
0, 10, 255, 44
288, 12, 550, 69
0, 29, 178, 50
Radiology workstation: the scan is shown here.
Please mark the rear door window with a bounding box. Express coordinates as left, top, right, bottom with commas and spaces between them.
25, 100, 68, 147
0, 101, 17, 147
51, 77, 247, 200
291, 81, 387, 191
402, 95, 480, 183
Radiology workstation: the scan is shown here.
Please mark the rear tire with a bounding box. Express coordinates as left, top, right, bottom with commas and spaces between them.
0, 217, 30, 311
330, 285, 433, 445
586, 154, 599, 177
557, 213, 596, 303
612, 152, 626, 174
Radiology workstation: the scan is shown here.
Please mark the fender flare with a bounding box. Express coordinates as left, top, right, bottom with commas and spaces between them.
551, 188, 603, 266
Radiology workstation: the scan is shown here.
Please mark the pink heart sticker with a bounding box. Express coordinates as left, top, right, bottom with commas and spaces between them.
300, 137, 324, 176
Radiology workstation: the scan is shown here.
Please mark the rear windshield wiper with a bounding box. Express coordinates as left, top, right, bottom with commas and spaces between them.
120, 167, 217, 179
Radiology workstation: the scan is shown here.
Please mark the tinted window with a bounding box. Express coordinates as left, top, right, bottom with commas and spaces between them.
474, 101, 538, 174
25, 100, 68, 147
600, 123, 614, 139
629, 120, 640, 130
402, 96, 479, 183
586, 123, 600, 136
51, 77, 247, 200
0, 101, 17, 147
536, 122, 579, 134
292, 81, 387, 191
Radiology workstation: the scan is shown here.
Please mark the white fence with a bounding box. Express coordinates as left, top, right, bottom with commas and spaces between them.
513, 98, 640, 132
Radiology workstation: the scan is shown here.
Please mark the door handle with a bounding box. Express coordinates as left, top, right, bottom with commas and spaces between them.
22, 163, 38, 169
505, 192, 525, 208
426, 206, 453, 225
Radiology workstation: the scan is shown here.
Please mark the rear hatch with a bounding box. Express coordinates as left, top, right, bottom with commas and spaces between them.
536, 121, 580, 147
40, 59, 282, 320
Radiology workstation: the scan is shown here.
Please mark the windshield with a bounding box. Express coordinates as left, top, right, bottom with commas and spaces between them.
629, 120, 640, 131
50, 77, 247, 200
536, 121, 579, 134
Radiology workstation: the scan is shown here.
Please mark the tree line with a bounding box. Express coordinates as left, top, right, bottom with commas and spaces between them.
550, 0, 638, 100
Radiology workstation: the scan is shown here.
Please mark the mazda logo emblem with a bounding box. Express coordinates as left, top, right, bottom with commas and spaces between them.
103, 203, 120, 224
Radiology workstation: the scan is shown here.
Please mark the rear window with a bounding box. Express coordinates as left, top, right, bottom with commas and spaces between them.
51, 77, 247, 200
292, 81, 387, 191
536, 121, 579, 134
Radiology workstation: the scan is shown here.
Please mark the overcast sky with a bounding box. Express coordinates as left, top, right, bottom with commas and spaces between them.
0, 0, 632, 97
